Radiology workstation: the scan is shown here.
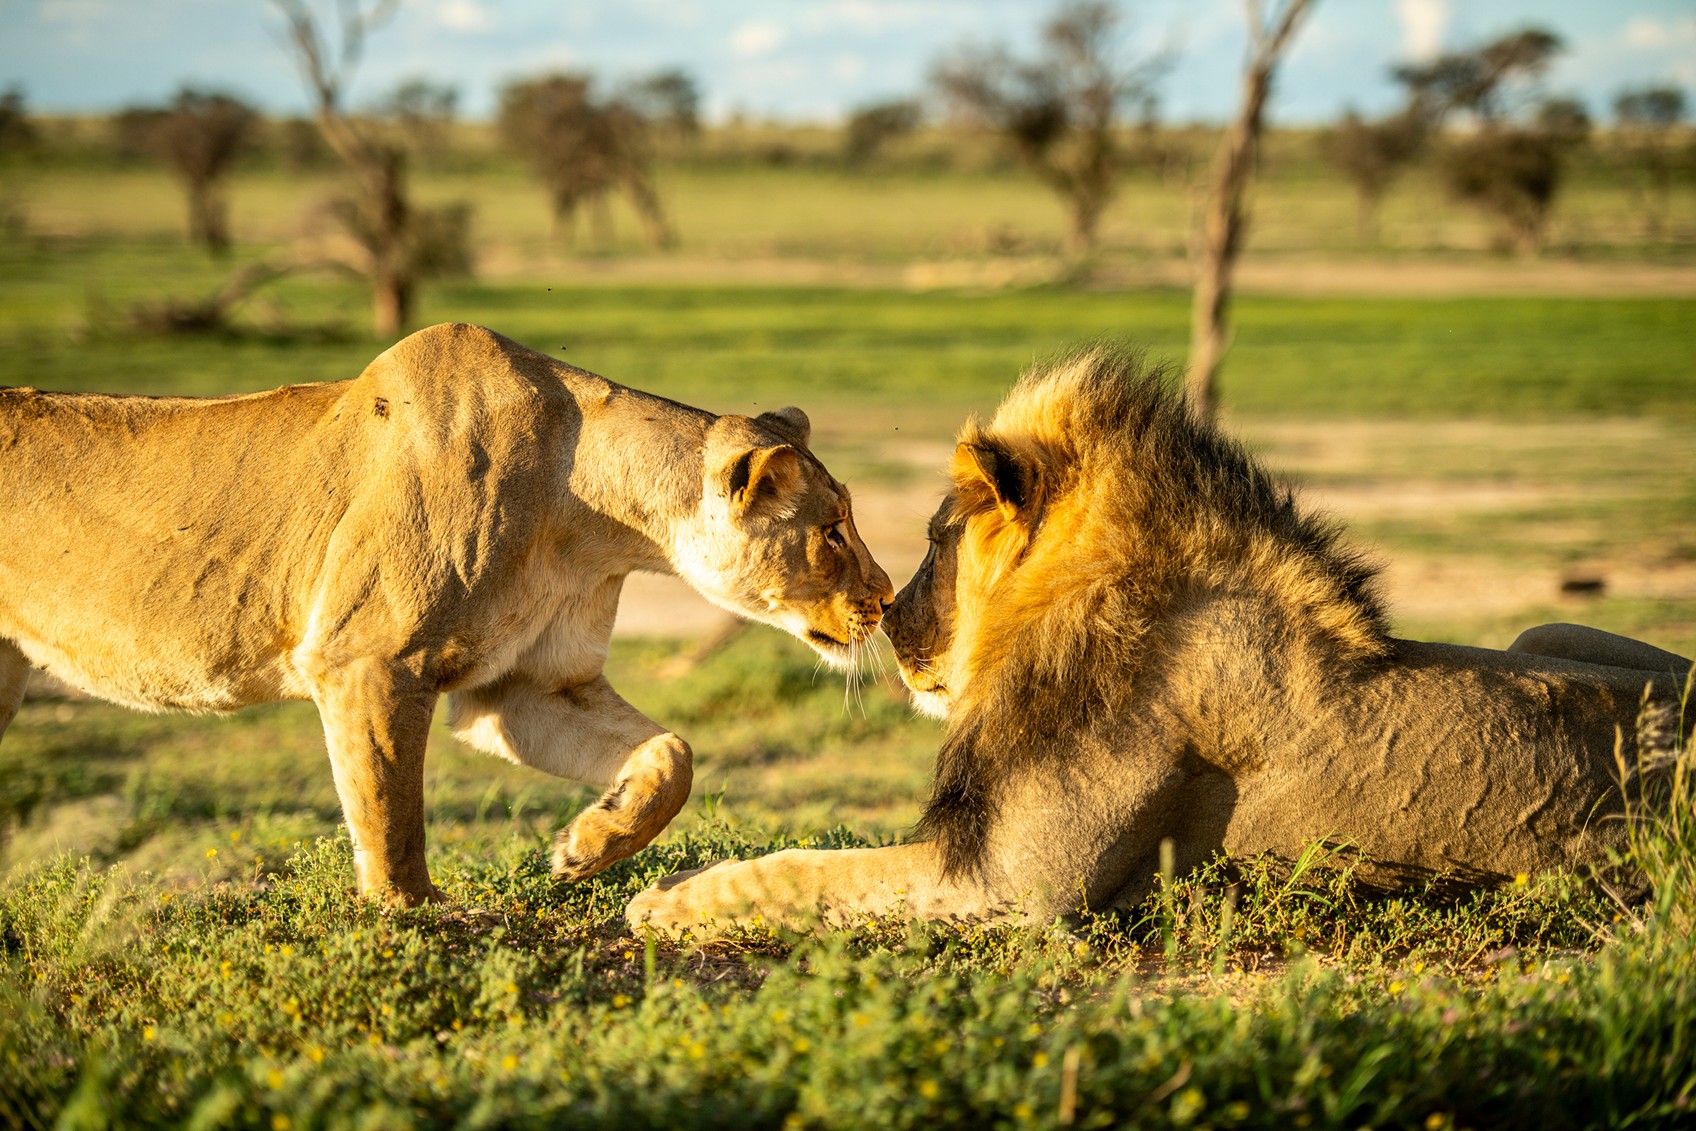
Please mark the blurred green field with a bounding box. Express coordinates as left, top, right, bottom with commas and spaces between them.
3, 157, 1696, 1126
9, 136, 1696, 259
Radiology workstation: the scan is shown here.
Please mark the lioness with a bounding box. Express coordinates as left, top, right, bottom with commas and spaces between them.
0, 322, 892, 906
627, 346, 1691, 932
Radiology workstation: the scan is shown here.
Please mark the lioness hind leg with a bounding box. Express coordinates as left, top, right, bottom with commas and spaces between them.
312, 659, 443, 908
0, 640, 29, 741
1508, 623, 1692, 681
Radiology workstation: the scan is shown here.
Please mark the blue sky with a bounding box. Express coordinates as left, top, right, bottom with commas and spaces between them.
3, 1, 1693, 124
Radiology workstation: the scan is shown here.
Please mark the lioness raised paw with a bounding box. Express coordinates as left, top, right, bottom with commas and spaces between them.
551, 734, 693, 883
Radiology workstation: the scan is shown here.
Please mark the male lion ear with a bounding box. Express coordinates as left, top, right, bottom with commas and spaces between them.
953, 438, 1034, 523
721, 444, 803, 516
755, 406, 811, 449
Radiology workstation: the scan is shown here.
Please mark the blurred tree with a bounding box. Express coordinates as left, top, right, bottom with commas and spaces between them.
1320, 108, 1424, 241
1442, 125, 1574, 253
0, 85, 36, 239
620, 69, 702, 142
110, 89, 258, 257
1614, 84, 1687, 240
1187, 0, 1315, 420
1396, 28, 1583, 254
0, 86, 39, 159
497, 73, 673, 250
272, 0, 473, 338
932, 1, 1165, 260
275, 116, 335, 171
375, 77, 459, 161
163, 90, 258, 257
844, 99, 922, 166
1393, 28, 1562, 126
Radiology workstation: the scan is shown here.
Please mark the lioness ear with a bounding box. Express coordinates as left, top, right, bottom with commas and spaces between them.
756, 406, 811, 449
721, 444, 803, 516
953, 438, 1034, 523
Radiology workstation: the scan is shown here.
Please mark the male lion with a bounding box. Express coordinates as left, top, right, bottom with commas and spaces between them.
0, 322, 892, 906
627, 346, 1691, 932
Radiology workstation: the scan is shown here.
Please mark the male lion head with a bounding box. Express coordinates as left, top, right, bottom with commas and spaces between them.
675, 406, 892, 669
886, 344, 1388, 722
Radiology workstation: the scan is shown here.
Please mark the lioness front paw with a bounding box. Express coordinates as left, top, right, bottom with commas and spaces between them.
552, 736, 692, 883
551, 803, 647, 882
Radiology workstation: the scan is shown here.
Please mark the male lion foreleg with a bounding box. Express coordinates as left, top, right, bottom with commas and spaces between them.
624, 842, 1007, 936
1508, 623, 1691, 681
313, 659, 442, 907
0, 639, 29, 740
447, 675, 692, 882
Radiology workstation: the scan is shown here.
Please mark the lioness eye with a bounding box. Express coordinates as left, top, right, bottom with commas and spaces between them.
824, 521, 847, 548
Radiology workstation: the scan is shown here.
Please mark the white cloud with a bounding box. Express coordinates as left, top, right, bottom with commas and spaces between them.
730, 19, 786, 58
1621, 15, 1696, 50
437, 1, 492, 33
1396, 0, 1448, 62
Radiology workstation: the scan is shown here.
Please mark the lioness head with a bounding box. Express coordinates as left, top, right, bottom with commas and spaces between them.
885, 433, 1035, 717
675, 407, 893, 669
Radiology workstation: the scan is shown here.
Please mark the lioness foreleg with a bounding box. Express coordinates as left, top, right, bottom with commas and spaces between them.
313, 659, 442, 907
0, 639, 29, 740
624, 841, 999, 935
447, 674, 693, 882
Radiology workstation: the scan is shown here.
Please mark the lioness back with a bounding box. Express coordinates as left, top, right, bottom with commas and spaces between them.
0, 327, 566, 712
2, 381, 353, 709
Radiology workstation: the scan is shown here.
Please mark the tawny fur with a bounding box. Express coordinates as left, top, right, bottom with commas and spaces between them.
627, 345, 1691, 934
0, 322, 892, 906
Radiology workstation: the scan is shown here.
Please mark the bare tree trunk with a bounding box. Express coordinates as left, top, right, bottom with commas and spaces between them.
367, 147, 411, 337
372, 272, 411, 339
273, 0, 415, 338
1066, 193, 1102, 261
623, 173, 675, 249
186, 181, 231, 257
550, 191, 579, 248
1187, 0, 1314, 419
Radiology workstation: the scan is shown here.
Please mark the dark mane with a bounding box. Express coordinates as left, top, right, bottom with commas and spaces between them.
918, 344, 1390, 878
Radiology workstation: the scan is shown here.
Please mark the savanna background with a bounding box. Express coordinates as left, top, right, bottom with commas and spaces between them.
1, 1, 1694, 1127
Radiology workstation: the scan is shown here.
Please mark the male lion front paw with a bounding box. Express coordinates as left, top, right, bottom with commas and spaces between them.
624, 865, 718, 934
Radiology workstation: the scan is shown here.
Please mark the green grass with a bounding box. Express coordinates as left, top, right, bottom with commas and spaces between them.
2, 678, 1692, 1128
3, 240, 1693, 426
4, 633, 1695, 1127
